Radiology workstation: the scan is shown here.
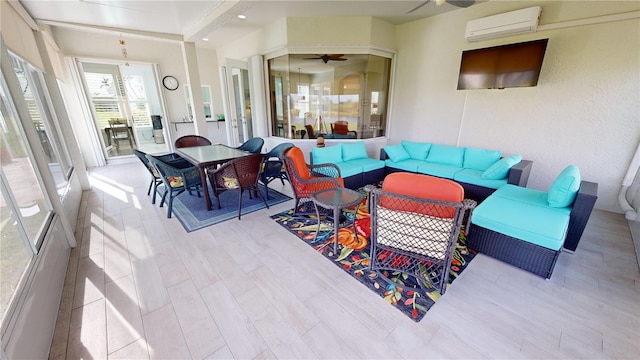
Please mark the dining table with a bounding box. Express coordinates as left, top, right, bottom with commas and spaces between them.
175, 144, 252, 211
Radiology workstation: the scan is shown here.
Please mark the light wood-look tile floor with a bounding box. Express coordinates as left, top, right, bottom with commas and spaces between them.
49, 161, 640, 359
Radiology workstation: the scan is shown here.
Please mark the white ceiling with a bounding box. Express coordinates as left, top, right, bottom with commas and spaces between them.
19, 0, 475, 49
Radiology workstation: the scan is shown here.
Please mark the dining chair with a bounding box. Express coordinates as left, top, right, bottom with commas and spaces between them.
305, 124, 316, 139
175, 135, 212, 148
366, 172, 476, 295
281, 146, 344, 215
236, 137, 264, 154
132, 149, 190, 204
146, 153, 203, 218
108, 118, 134, 149
207, 154, 267, 220
260, 142, 294, 199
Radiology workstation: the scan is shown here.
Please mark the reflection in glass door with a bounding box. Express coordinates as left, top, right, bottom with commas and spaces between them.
224, 59, 253, 146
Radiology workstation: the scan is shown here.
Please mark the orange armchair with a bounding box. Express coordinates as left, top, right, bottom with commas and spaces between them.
366, 172, 476, 295
282, 146, 344, 215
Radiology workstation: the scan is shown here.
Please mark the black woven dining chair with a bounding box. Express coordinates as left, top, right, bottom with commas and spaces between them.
131, 149, 191, 204
259, 142, 294, 199
236, 137, 264, 154
146, 153, 203, 218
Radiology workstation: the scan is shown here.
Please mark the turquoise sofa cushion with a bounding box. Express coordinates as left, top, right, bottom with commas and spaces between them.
471, 195, 570, 251
416, 163, 463, 179
333, 162, 363, 178
342, 141, 368, 161
463, 147, 502, 171
385, 159, 424, 173
401, 140, 431, 160
312, 144, 343, 164
345, 158, 384, 172
384, 144, 411, 162
453, 169, 508, 189
481, 154, 522, 180
547, 165, 581, 208
426, 144, 465, 167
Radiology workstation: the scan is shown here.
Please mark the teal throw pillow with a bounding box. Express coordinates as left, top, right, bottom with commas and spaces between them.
342, 141, 369, 161
401, 140, 431, 160
464, 147, 502, 171
384, 144, 411, 162
547, 165, 581, 208
426, 144, 465, 166
481, 154, 522, 180
312, 144, 343, 164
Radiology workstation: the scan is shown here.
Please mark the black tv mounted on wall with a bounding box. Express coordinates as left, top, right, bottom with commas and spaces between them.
457, 38, 549, 90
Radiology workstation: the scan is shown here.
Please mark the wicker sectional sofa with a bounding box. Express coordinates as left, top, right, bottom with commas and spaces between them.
380, 140, 533, 202
468, 165, 598, 278
310, 141, 385, 189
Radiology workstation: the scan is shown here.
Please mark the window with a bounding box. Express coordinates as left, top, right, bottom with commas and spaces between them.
185, 85, 213, 119
0, 71, 54, 324
268, 54, 391, 139
9, 53, 73, 196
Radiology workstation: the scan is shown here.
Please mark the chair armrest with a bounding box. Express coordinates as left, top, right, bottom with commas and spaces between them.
508, 159, 533, 187
380, 148, 389, 161
564, 180, 598, 252
152, 159, 201, 187
309, 163, 342, 178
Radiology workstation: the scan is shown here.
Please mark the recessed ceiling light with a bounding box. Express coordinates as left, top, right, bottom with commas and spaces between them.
202, 38, 209, 41
238, 14, 246, 19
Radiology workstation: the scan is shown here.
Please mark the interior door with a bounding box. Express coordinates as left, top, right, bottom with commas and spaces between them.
224, 59, 253, 146
78, 61, 168, 158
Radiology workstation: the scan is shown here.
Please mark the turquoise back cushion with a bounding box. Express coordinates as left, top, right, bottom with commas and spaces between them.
464, 147, 502, 171
426, 144, 465, 167
481, 154, 522, 180
312, 144, 343, 164
547, 165, 581, 208
342, 141, 368, 161
401, 140, 431, 160
384, 144, 411, 162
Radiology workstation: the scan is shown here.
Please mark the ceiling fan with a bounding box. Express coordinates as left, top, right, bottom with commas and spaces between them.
406, 0, 475, 14
303, 54, 348, 64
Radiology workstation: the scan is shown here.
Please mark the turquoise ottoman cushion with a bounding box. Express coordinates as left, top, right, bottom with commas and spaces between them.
471, 195, 570, 251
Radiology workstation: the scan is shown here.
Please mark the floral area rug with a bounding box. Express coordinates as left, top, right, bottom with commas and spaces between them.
270, 196, 476, 322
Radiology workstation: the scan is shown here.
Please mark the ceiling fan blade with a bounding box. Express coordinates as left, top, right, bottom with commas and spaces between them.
332, 58, 347, 61
406, 1, 430, 14
447, 0, 475, 8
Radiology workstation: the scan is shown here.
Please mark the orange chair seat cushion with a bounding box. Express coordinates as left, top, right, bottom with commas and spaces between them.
295, 177, 345, 195
381, 172, 463, 218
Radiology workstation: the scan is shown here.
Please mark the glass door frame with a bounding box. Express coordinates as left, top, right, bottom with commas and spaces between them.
222, 58, 252, 147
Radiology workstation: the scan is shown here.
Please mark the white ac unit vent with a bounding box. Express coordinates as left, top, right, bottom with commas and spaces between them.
465, 6, 542, 42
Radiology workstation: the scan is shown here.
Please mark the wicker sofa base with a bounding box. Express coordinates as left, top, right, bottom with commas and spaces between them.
468, 224, 561, 279
342, 168, 385, 190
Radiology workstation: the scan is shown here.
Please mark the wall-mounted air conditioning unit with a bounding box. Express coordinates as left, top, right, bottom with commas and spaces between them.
465, 6, 542, 42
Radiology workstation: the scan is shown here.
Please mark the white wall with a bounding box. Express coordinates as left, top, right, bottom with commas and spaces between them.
392, 1, 640, 212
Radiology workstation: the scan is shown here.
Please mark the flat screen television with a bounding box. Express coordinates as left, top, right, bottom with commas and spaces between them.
457, 38, 548, 90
